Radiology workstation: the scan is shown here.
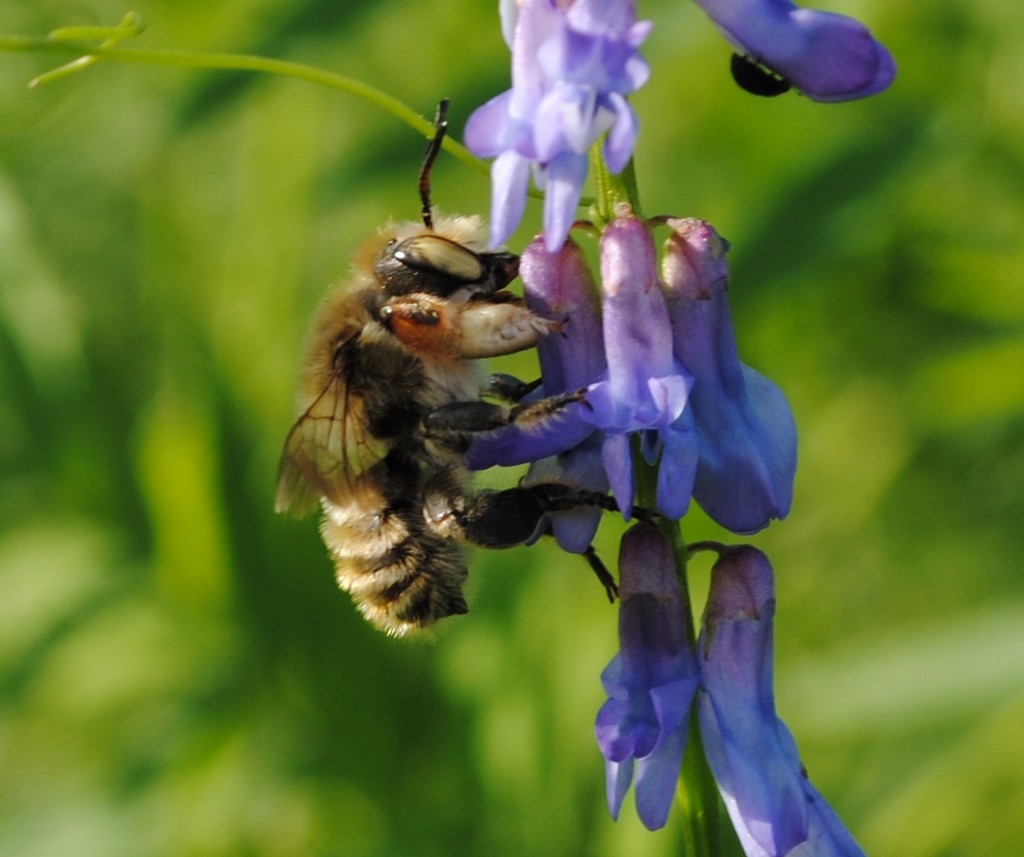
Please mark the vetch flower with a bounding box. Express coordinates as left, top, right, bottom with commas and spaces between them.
696, 545, 867, 856
694, 0, 896, 101
466, 0, 651, 251
595, 523, 700, 830
520, 235, 610, 551
582, 208, 696, 520
661, 218, 796, 534
467, 233, 610, 551
466, 233, 601, 472
471, 212, 699, 522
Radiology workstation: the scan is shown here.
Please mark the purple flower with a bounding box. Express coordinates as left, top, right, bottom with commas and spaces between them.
582, 208, 696, 520
693, 0, 895, 101
661, 218, 796, 534
596, 538, 866, 845
467, 234, 610, 551
520, 235, 610, 551
470, 213, 698, 523
465, 0, 651, 251
465, 233, 601, 473
697, 545, 867, 856
595, 523, 700, 830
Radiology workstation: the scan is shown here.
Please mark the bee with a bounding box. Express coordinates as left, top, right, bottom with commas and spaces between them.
729, 53, 792, 97
276, 101, 616, 636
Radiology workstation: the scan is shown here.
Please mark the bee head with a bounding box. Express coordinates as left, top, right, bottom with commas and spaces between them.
374, 233, 519, 297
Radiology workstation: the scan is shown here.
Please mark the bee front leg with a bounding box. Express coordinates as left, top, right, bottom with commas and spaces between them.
423, 388, 586, 438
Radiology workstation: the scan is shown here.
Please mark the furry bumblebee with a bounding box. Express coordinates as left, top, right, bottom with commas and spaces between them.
276, 102, 614, 635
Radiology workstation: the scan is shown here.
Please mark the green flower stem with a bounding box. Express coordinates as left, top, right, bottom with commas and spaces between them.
589, 146, 642, 224
0, 26, 488, 180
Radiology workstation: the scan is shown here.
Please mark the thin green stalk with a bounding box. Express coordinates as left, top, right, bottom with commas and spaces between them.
0, 27, 487, 179
589, 146, 641, 225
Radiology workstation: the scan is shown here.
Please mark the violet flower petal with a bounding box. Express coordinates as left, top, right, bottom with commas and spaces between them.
602, 92, 640, 172
469, 234, 609, 548
604, 756, 635, 821
468, 234, 604, 471
579, 210, 695, 519
464, 90, 516, 157
543, 150, 590, 252
600, 431, 636, 519
654, 415, 699, 520
465, 402, 596, 469
490, 151, 533, 250
523, 233, 606, 392
585, 210, 692, 431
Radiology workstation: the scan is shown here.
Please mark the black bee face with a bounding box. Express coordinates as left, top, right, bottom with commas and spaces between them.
373, 233, 520, 297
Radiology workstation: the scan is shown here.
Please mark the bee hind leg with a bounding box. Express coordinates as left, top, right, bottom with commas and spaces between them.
581, 545, 618, 603
445, 483, 622, 601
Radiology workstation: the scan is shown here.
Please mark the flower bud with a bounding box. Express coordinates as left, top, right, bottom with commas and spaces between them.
521, 235, 608, 550
697, 545, 867, 857
662, 218, 796, 534
583, 208, 695, 519
595, 523, 699, 830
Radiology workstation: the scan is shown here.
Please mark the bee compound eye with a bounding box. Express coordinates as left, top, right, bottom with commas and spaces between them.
392, 235, 485, 282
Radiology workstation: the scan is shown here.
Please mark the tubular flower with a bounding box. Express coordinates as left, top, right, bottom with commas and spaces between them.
470, 212, 698, 522
693, 0, 895, 101
595, 523, 700, 831
661, 218, 796, 534
696, 545, 867, 856
582, 208, 696, 520
465, 233, 601, 472
465, 0, 651, 251
467, 234, 609, 551
520, 235, 609, 551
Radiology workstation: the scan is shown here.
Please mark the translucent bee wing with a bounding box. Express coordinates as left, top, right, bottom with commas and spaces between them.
275, 374, 389, 517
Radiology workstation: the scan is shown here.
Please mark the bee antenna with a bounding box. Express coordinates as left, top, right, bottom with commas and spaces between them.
419, 98, 449, 231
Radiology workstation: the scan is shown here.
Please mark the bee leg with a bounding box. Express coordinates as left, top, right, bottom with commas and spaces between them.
581, 545, 619, 603
422, 387, 585, 439
508, 388, 587, 426
483, 373, 542, 403
439, 483, 622, 601
423, 401, 511, 435
442, 482, 614, 548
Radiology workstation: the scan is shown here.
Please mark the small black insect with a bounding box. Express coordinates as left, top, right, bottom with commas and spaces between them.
730, 53, 792, 97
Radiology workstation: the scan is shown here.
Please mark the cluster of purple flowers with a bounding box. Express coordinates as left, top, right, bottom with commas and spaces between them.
469, 211, 797, 540
466, 0, 652, 252
599, 527, 867, 854
466, 0, 895, 252
465, 0, 894, 852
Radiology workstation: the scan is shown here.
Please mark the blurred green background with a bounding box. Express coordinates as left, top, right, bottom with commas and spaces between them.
1, 1, 1022, 855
